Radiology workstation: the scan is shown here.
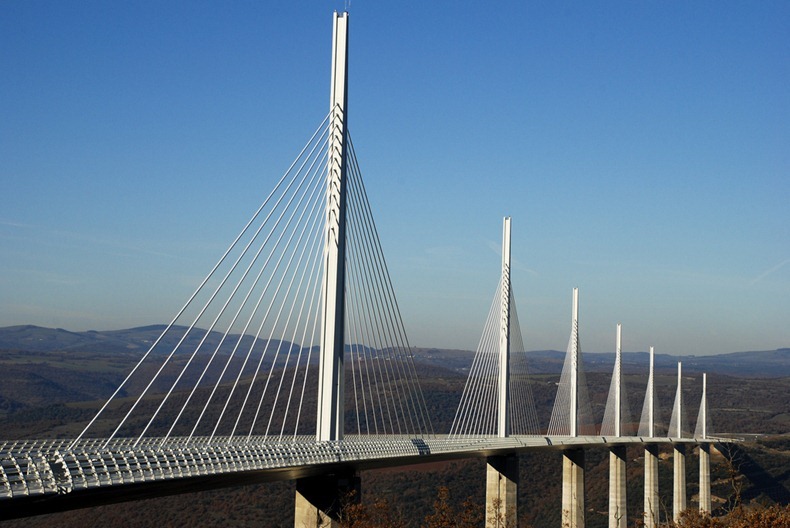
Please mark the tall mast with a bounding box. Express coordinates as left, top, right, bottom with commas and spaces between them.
648, 346, 655, 438
701, 373, 707, 439
570, 288, 579, 437
317, 11, 349, 442
614, 323, 622, 437
675, 362, 683, 438
497, 217, 512, 437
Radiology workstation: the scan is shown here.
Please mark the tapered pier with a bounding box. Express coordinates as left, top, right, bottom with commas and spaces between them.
294, 472, 360, 528
644, 443, 660, 528
699, 444, 711, 513
609, 445, 627, 528
486, 454, 519, 527
674, 443, 687, 521
563, 448, 585, 528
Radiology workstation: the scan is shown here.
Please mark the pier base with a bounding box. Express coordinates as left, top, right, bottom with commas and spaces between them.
562, 448, 585, 528
608, 445, 627, 528
673, 444, 687, 522
486, 454, 519, 527
699, 443, 711, 513
294, 472, 360, 528
644, 444, 659, 528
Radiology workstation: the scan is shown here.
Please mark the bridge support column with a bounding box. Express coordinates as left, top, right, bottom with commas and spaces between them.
294, 472, 360, 528
673, 443, 687, 522
699, 443, 711, 514
486, 454, 518, 527
608, 445, 627, 528
644, 444, 659, 528
562, 448, 585, 528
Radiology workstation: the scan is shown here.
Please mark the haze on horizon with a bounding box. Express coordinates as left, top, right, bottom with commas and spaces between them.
1, 2, 788, 356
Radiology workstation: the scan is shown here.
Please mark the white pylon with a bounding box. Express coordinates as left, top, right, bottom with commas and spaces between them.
497, 217, 512, 438
637, 345, 659, 438
614, 323, 622, 437
317, 11, 349, 443
548, 287, 592, 437
701, 373, 707, 439
570, 287, 579, 437
602, 323, 629, 437
648, 347, 655, 438
694, 372, 710, 440
669, 361, 683, 438
676, 361, 683, 438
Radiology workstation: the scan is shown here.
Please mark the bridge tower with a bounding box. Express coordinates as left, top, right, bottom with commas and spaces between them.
643, 346, 660, 528
608, 323, 627, 528
486, 217, 518, 528
296, 11, 357, 528
698, 373, 711, 513
570, 287, 580, 437
497, 216, 512, 438
317, 9, 350, 444
562, 287, 585, 528
672, 362, 687, 522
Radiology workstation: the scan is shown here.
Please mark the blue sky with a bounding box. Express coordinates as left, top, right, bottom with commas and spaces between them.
1, 1, 788, 356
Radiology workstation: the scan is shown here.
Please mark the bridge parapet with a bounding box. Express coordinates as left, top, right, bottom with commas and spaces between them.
0, 434, 731, 503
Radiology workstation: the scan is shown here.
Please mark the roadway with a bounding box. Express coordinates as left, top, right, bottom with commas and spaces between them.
0, 434, 732, 520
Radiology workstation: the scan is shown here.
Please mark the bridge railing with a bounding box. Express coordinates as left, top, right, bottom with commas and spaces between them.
1, 434, 731, 501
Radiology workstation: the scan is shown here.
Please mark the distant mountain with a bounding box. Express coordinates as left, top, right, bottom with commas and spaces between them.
1, 325, 788, 377
0, 324, 192, 353
408, 347, 790, 378
578, 348, 790, 377
415, 348, 790, 378
0, 324, 301, 357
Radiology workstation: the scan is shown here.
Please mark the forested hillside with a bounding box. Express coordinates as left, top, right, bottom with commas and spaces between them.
0, 327, 788, 527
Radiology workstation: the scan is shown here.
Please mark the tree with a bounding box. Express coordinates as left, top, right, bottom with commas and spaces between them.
421, 486, 485, 528
338, 491, 406, 528
664, 504, 790, 528
423, 486, 456, 528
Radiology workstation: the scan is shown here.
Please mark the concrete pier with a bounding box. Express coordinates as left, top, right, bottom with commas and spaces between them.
608, 445, 627, 528
486, 454, 519, 527
294, 472, 360, 528
699, 443, 711, 513
644, 444, 659, 528
673, 444, 687, 521
562, 448, 585, 528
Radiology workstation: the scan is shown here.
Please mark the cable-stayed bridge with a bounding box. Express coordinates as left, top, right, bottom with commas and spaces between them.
1, 12, 733, 528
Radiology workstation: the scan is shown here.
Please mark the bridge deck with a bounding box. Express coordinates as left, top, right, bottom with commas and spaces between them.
1, 434, 729, 509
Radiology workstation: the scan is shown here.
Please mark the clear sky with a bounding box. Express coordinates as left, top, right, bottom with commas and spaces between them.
1, 1, 788, 356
